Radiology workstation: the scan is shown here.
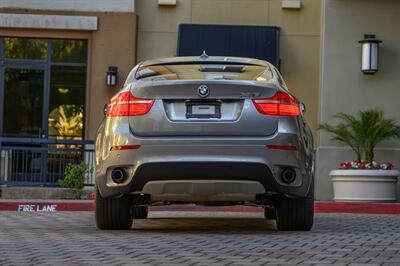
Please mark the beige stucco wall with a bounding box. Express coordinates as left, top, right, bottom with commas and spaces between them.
319, 0, 400, 148
317, 0, 400, 201
0, 9, 137, 140
88, 12, 137, 139
135, 0, 321, 137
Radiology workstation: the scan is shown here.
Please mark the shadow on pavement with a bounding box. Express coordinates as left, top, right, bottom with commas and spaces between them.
132, 218, 277, 232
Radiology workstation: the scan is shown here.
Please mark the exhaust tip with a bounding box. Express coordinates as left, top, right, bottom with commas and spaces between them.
281, 168, 296, 184
111, 168, 126, 184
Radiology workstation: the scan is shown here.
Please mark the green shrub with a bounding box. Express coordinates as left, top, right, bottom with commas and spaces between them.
319, 109, 399, 162
59, 162, 91, 199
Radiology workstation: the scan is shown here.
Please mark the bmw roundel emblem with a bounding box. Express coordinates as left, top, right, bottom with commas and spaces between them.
197, 85, 209, 97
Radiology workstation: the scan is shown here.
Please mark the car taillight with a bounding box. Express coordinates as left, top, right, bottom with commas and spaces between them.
252, 91, 300, 116
107, 91, 154, 117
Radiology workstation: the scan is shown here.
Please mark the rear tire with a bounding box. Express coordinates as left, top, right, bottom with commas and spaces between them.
131, 206, 148, 219
95, 185, 133, 230
274, 182, 314, 231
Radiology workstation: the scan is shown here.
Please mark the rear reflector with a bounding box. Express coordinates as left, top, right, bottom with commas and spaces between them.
110, 145, 141, 151
266, 144, 297, 151
107, 91, 154, 117
252, 91, 300, 116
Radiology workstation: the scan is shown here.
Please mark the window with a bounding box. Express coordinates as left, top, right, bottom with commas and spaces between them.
135, 63, 273, 82
49, 39, 87, 140
51, 39, 87, 63
4, 37, 47, 60
1, 37, 88, 140
48, 66, 86, 140
272, 67, 288, 90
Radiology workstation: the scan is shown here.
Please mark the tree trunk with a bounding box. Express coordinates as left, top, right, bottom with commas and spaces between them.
365, 149, 374, 163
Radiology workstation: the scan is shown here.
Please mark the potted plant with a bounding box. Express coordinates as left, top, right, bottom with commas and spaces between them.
320, 109, 400, 202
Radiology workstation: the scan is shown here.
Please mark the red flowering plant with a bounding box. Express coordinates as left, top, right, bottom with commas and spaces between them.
340, 160, 394, 170
319, 109, 399, 170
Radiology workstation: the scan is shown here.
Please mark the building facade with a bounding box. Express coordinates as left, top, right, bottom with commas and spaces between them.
0, 0, 399, 200
0, 0, 137, 141
317, 0, 400, 201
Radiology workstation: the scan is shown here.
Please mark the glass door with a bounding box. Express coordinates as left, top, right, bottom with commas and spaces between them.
0, 66, 47, 184
3, 67, 46, 138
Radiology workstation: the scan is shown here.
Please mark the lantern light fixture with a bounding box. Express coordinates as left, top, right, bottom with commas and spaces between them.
106, 66, 118, 87
359, 34, 382, 75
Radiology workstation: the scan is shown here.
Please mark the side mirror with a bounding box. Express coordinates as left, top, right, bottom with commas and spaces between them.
103, 103, 108, 116
300, 103, 306, 114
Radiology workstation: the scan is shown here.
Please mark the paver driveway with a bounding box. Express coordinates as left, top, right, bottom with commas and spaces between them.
0, 211, 399, 265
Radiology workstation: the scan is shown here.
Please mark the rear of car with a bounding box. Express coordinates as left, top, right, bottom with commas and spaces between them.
94, 56, 314, 231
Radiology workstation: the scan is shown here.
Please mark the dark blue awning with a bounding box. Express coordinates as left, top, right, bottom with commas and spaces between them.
177, 24, 280, 67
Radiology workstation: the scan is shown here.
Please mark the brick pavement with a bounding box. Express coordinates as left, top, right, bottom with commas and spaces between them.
0, 211, 399, 265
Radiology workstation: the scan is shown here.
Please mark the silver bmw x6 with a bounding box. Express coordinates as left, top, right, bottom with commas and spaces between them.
95, 56, 314, 231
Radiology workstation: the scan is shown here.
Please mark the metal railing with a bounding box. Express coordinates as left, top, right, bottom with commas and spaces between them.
0, 137, 95, 186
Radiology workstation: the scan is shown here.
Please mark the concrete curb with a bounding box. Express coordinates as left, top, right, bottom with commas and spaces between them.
0, 200, 399, 214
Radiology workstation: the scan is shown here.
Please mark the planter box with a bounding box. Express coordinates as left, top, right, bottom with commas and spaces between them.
330, 169, 399, 202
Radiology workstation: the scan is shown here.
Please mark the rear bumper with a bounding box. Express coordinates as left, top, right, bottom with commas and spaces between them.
95, 116, 314, 200
96, 159, 313, 200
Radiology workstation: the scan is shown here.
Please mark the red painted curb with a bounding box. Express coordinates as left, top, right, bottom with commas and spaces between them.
315, 202, 400, 215
0, 201, 94, 212
0, 201, 399, 214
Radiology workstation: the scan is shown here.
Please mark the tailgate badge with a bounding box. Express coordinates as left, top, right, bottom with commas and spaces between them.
197, 85, 209, 98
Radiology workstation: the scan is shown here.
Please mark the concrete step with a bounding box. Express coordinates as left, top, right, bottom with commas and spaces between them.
0, 186, 94, 199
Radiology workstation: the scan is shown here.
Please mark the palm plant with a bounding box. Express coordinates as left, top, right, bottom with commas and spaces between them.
319, 109, 399, 162
54, 106, 83, 139
49, 105, 83, 140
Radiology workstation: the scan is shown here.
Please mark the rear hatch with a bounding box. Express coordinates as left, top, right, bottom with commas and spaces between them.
129, 81, 279, 137
128, 62, 279, 137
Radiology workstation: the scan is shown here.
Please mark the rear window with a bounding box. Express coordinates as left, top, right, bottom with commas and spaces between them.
135, 63, 273, 82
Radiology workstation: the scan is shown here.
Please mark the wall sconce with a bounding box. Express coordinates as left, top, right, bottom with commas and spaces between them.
282, 0, 301, 9
359, 34, 382, 75
106, 66, 118, 87
158, 0, 177, 6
